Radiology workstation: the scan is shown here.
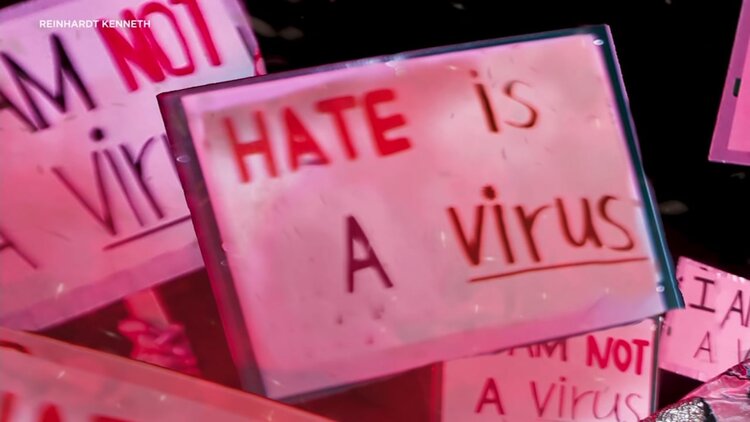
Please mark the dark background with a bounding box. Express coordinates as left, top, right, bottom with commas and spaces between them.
6, 0, 746, 419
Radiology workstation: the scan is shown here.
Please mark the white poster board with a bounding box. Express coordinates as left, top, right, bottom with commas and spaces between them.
0, 328, 327, 422
659, 257, 750, 381
442, 319, 657, 422
160, 26, 679, 399
0, 0, 262, 329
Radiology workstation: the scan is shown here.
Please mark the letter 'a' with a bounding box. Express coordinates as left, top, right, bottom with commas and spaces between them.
346, 215, 394, 293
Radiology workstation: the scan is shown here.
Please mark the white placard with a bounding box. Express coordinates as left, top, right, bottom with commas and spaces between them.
0, 0, 261, 329
161, 27, 678, 398
659, 257, 750, 381
442, 319, 657, 422
0, 328, 327, 422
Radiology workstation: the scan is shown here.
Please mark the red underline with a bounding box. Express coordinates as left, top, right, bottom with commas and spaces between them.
469, 256, 650, 283
103, 215, 191, 250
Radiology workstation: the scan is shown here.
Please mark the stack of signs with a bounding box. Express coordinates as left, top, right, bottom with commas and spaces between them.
0, 327, 328, 421
442, 319, 658, 421
659, 257, 750, 381
159, 26, 681, 399
710, 0, 750, 165
0, 0, 262, 329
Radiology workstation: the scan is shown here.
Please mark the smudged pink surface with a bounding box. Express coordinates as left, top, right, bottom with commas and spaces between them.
442, 319, 657, 421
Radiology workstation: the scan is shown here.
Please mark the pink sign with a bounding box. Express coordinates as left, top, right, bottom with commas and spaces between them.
0, 0, 262, 329
0, 328, 328, 422
659, 257, 750, 381
160, 27, 679, 398
442, 319, 657, 421
710, 0, 750, 165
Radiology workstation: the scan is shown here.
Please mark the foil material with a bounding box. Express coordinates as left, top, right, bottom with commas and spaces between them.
644, 359, 750, 421
645, 398, 713, 422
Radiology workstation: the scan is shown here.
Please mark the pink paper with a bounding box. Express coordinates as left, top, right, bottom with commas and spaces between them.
710, 0, 750, 165
728, 44, 750, 153
0, 327, 328, 421
0, 0, 262, 329
659, 257, 750, 381
442, 319, 657, 421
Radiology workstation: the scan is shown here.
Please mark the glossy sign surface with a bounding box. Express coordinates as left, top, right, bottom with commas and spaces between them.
161, 27, 679, 398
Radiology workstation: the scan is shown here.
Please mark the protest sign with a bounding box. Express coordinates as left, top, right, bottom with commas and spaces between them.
159, 26, 680, 398
0, 0, 262, 329
442, 319, 658, 422
659, 257, 750, 381
0, 328, 327, 422
710, 0, 750, 165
